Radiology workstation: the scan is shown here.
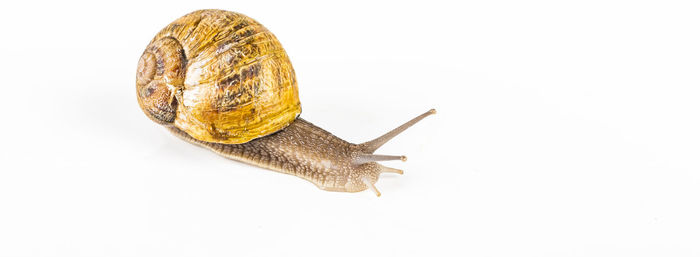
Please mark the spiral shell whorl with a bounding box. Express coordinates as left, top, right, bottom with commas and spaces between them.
136, 9, 301, 144
136, 37, 186, 124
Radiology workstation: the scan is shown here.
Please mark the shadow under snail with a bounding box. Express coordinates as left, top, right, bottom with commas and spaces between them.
136, 9, 435, 196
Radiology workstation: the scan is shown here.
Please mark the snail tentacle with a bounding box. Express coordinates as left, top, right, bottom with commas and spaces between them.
379, 165, 404, 175
352, 154, 406, 165
360, 109, 437, 153
362, 177, 381, 197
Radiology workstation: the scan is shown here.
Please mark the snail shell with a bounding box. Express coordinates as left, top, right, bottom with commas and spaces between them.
136, 9, 301, 144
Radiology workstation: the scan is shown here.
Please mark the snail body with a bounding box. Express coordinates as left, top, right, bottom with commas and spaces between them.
136, 10, 434, 196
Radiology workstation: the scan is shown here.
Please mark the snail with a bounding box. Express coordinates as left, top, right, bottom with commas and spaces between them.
136, 9, 435, 196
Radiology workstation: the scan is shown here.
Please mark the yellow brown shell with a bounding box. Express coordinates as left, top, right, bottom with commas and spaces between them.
136, 9, 301, 144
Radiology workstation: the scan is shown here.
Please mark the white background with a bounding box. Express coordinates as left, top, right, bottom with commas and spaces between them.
1, 0, 699, 256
